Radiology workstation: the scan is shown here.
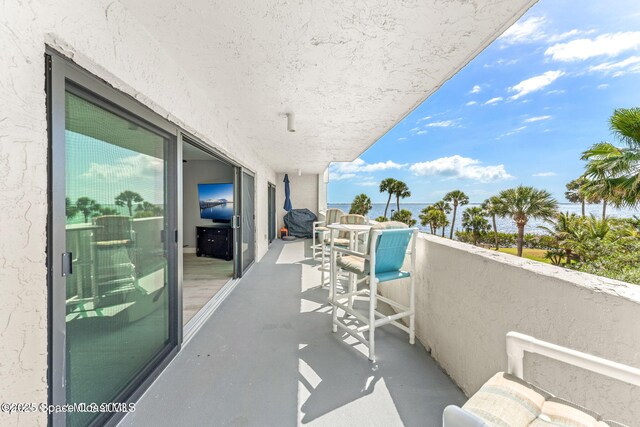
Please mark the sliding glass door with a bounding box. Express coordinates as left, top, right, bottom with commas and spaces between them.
49, 53, 177, 427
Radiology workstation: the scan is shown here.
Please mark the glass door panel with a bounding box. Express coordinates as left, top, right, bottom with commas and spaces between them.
64, 90, 171, 427
241, 171, 255, 271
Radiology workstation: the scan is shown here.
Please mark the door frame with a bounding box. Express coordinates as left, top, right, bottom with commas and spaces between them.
46, 50, 180, 427
268, 182, 276, 244
180, 133, 244, 280
236, 169, 257, 275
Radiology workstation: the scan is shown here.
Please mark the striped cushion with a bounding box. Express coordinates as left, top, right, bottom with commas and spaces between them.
463, 373, 547, 426
531, 398, 602, 426
338, 214, 366, 239
325, 208, 344, 225
463, 373, 625, 427
337, 254, 368, 275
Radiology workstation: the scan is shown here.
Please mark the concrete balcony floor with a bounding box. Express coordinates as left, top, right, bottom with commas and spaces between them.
120, 239, 465, 426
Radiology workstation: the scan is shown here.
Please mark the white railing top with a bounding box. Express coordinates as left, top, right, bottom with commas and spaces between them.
506, 331, 640, 387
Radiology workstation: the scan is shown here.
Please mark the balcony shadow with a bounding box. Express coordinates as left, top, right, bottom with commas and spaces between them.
296, 277, 465, 426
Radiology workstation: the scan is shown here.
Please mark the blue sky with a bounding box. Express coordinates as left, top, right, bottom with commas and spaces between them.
328, 0, 640, 203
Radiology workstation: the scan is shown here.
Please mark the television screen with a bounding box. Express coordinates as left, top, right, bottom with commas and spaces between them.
198, 183, 234, 222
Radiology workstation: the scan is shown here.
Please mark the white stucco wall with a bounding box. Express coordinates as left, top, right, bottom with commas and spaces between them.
317, 169, 329, 214
276, 173, 321, 232
0, 2, 277, 425
380, 234, 640, 425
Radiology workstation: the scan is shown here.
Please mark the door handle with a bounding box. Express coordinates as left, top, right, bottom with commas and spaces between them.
61, 252, 72, 277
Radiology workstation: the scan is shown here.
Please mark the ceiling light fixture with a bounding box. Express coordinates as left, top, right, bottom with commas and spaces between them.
286, 112, 295, 133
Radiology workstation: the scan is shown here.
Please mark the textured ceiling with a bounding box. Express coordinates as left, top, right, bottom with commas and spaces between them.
119, 0, 536, 173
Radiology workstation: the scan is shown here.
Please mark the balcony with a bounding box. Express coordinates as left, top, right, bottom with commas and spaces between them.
121, 234, 640, 426
120, 238, 465, 426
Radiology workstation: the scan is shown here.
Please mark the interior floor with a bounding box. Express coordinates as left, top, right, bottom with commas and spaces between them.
182, 253, 233, 325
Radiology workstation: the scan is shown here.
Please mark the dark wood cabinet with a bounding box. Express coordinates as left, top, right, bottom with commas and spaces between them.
196, 225, 233, 260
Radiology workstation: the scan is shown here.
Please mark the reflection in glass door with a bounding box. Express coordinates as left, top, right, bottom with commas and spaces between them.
241, 171, 255, 271
58, 85, 174, 426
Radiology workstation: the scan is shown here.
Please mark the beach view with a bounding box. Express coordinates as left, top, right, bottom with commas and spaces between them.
328, 1, 640, 286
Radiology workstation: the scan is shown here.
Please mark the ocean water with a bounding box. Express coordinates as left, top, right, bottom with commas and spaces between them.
328, 203, 640, 236
200, 203, 234, 222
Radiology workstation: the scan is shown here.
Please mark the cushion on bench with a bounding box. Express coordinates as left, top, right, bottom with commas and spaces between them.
461, 372, 627, 427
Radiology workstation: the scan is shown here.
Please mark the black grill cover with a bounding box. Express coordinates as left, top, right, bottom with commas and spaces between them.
283, 209, 317, 238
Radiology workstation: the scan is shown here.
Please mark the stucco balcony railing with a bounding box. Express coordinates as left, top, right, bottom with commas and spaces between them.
380, 233, 640, 426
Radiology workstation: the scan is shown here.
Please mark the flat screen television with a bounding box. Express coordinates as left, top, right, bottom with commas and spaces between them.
198, 183, 234, 223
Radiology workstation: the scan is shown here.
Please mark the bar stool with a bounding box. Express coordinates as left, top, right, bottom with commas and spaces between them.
330, 221, 417, 361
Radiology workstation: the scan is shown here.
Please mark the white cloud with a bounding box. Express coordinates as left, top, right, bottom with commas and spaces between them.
410, 127, 420, 133
499, 16, 546, 44
545, 32, 640, 62
484, 97, 503, 105
416, 130, 428, 135
597, 84, 609, 90
533, 172, 557, 177
589, 55, 640, 75
417, 115, 432, 123
409, 155, 513, 183
546, 89, 566, 95
357, 181, 378, 187
329, 158, 406, 182
484, 58, 519, 68
466, 101, 478, 106
547, 29, 594, 43
424, 119, 460, 128
396, 137, 407, 141
83, 154, 163, 180
508, 71, 564, 100
524, 115, 552, 123
499, 126, 527, 138
470, 85, 481, 94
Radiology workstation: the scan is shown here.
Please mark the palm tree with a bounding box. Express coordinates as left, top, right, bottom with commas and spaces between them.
391, 209, 416, 226
379, 178, 397, 219
419, 206, 448, 235
431, 200, 452, 237
580, 177, 616, 220
65, 197, 78, 220
581, 108, 640, 208
481, 196, 504, 250
392, 181, 411, 211
419, 207, 436, 234
496, 186, 558, 257
539, 212, 582, 265
461, 206, 491, 246
75, 197, 102, 223
349, 193, 373, 216
565, 177, 588, 217
115, 190, 144, 216
443, 190, 469, 239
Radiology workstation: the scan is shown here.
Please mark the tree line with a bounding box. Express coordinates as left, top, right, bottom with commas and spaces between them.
66, 190, 163, 222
